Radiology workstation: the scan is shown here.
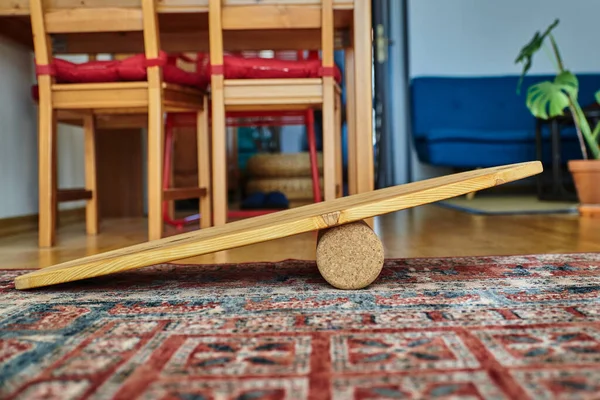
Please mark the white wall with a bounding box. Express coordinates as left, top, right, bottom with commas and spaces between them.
0, 37, 39, 219
405, 0, 600, 181
0, 37, 85, 219
408, 0, 600, 78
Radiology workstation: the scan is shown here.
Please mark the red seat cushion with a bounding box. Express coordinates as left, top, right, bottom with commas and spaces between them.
117, 53, 209, 90
34, 52, 208, 90
217, 55, 342, 83
51, 58, 120, 83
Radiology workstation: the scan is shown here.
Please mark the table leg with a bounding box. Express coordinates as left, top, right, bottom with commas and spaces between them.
550, 119, 565, 198
353, 0, 374, 194
534, 119, 551, 200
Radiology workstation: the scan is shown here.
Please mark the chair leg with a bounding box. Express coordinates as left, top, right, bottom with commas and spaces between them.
306, 109, 322, 203
344, 48, 357, 196
38, 92, 56, 247
334, 93, 343, 198
166, 121, 176, 223
198, 97, 212, 229
211, 75, 228, 226
162, 114, 180, 228
147, 89, 165, 241
322, 77, 337, 201
84, 114, 99, 235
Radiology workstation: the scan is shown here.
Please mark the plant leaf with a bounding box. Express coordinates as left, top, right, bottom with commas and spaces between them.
525, 71, 578, 119
554, 70, 579, 97
515, 18, 560, 93
592, 121, 600, 141
596, 90, 600, 105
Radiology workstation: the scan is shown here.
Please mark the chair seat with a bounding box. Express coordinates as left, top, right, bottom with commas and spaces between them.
118, 54, 209, 89
33, 52, 208, 92
215, 55, 342, 83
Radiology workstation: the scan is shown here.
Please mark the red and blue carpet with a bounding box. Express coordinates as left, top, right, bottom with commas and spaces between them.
1, 253, 600, 399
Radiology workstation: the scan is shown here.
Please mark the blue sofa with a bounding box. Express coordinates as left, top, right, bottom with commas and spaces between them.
410, 74, 600, 169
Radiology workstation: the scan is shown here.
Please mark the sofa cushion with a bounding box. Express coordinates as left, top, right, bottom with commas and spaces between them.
409, 74, 600, 167
417, 127, 579, 143
414, 136, 583, 168
411, 75, 600, 135
422, 128, 534, 143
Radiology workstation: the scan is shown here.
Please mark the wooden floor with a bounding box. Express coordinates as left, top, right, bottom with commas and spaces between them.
1, 204, 599, 270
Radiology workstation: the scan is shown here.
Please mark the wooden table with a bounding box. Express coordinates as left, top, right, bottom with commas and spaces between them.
0, 0, 373, 205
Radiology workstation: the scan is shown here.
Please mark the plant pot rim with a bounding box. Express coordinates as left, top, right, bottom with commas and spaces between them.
568, 159, 600, 172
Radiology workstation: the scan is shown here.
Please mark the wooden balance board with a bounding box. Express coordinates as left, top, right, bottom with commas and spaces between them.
14, 161, 542, 290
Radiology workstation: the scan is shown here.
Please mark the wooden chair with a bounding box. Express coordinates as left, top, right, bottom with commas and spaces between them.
29, 0, 211, 247
208, 0, 343, 226
161, 50, 326, 229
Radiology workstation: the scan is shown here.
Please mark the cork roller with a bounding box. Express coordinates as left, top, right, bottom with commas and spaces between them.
316, 220, 385, 289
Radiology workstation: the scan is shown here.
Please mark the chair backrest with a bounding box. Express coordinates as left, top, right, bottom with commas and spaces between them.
29, 0, 162, 86
207, 0, 334, 80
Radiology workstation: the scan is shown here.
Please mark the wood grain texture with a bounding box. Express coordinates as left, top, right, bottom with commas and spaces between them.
56, 189, 92, 202
0, 208, 84, 239
223, 79, 325, 106
209, 0, 227, 226
83, 114, 99, 235
197, 98, 212, 229
209, 0, 224, 65
344, 48, 356, 195
321, 0, 334, 67
1, 0, 355, 15
321, 0, 335, 201
3, 191, 598, 272
142, 0, 166, 242
206, 0, 341, 224
19, 28, 349, 54
29, 0, 209, 244
14, 161, 542, 289
44, 7, 143, 33
322, 77, 336, 201
352, 0, 373, 195
31, 0, 56, 247
96, 129, 145, 219
222, 5, 322, 30
163, 188, 208, 201
210, 75, 227, 227
334, 90, 342, 197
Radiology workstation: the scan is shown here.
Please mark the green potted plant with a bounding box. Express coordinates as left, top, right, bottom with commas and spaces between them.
515, 18, 600, 215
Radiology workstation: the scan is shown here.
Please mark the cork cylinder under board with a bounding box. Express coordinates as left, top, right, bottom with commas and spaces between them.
316, 220, 385, 289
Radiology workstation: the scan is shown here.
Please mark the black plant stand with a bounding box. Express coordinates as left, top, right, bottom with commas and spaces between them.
535, 103, 600, 201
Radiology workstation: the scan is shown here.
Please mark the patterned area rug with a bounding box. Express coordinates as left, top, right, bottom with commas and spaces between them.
1, 253, 600, 399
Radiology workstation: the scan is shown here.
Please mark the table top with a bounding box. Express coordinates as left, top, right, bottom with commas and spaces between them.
0, 0, 357, 52
0, 0, 355, 16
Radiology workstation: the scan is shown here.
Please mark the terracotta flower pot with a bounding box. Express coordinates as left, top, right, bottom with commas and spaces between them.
568, 159, 600, 217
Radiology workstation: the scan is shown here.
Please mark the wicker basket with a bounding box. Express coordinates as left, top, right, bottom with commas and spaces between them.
246, 152, 323, 178
246, 177, 323, 201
